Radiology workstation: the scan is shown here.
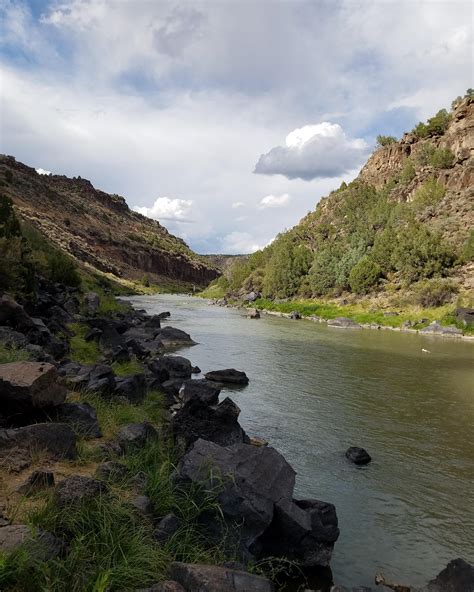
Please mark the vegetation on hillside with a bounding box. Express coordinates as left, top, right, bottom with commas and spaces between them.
209, 94, 472, 306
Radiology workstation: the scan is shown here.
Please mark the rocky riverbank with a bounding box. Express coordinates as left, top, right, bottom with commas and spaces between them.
0, 281, 472, 591
207, 296, 474, 341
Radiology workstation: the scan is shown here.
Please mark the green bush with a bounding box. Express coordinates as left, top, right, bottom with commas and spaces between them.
47, 251, 81, 287
461, 230, 474, 262
413, 109, 451, 138
348, 256, 381, 294
412, 178, 445, 209
308, 248, 339, 295
413, 278, 458, 307
429, 147, 455, 169
400, 159, 416, 185
376, 135, 397, 147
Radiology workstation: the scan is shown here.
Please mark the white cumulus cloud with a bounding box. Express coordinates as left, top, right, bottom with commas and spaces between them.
220, 231, 263, 254
133, 197, 193, 222
254, 122, 369, 181
231, 201, 245, 208
36, 167, 52, 175
259, 193, 291, 209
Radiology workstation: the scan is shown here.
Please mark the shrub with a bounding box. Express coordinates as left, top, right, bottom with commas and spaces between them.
308, 248, 339, 295
142, 274, 150, 287
413, 278, 458, 307
415, 143, 436, 166
376, 135, 397, 147
348, 256, 381, 294
429, 147, 455, 169
461, 230, 474, 262
414, 109, 451, 138
412, 178, 445, 209
400, 158, 416, 185
47, 251, 81, 287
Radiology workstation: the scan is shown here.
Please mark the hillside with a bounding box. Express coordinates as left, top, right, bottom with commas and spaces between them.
214, 94, 473, 310
0, 156, 218, 289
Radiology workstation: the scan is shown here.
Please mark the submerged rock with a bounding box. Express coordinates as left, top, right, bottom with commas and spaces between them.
345, 447, 372, 465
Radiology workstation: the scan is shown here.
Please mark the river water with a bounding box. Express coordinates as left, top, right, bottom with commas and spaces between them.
127, 294, 474, 588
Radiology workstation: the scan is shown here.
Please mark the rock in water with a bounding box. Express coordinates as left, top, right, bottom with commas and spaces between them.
204, 369, 249, 385
425, 557, 474, 592
0, 362, 66, 416
345, 447, 372, 465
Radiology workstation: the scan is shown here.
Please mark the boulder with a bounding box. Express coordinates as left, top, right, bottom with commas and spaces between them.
425, 558, 474, 592
136, 582, 185, 592
155, 327, 196, 348
87, 364, 116, 395
158, 311, 171, 319
114, 374, 147, 403
54, 402, 102, 439
0, 326, 29, 348
0, 524, 63, 561
84, 292, 100, 314
131, 494, 153, 517
205, 369, 249, 386
63, 296, 80, 315
84, 327, 102, 342
289, 311, 301, 320
172, 396, 247, 450
420, 321, 463, 336
17, 470, 55, 495
112, 346, 131, 363
327, 317, 361, 329
243, 291, 259, 302
0, 362, 66, 416
246, 308, 260, 319
154, 513, 180, 543
192, 365, 201, 374
148, 356, 192, 382
180, 379, 222, 406
95, 461, 130, 482
170, 562, 274, 592
455, 307, 474, 327
253, 498, 339, 567
345, 447, 371, 465
0, 294, 35, 332
117, 422, 158, 452
144, 315, 162, 329
0, 423, 77, 468
55, 475, 106, 507
176, 439, 296, 554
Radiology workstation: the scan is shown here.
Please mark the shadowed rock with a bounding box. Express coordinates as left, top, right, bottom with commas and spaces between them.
170, 562, 274, 592
54, 402, 102, 438
345, 447, 371, 465
0, 362, 66, 416
55, 475, 106, 507
0, 524, 63, 561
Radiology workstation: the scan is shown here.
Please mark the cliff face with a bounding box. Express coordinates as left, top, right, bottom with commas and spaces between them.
0, 156, 218, 287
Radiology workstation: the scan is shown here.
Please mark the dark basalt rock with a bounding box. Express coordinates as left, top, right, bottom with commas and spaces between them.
17, 470, 55, 495
135, 582, 185, 592
172, 396, 247, 450
95, 461, 130, 482
0, 423, 77, 468
170, 562, 275, 592
54, 402, 102, 439
0, 524, 63, 562
148, 355, 192, 382
0, 362, 66, 416
0, 294, 36, 333
345, 447, 372, 465
117, 422, 158, 452
55, 475, 106, 507
114, 373, 147, 403
131, 494, 153, 517
455, 307, 474, 327
253, 498, 339, 567
180, 379, 222, 406
155, 326, 196, 348
176, 439, 296, 555
426, 558, 474, 592
204, 369, 249, 385
154, 513, 180, 543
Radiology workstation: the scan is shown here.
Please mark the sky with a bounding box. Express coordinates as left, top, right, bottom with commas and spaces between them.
0, 1, 472, 254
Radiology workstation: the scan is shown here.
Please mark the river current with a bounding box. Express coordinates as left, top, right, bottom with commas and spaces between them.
126, 294, 474, 588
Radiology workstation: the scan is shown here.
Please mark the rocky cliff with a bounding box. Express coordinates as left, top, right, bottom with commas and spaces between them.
0, 156, 218, 287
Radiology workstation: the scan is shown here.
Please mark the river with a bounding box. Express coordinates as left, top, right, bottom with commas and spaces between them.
126, 294, 474, 588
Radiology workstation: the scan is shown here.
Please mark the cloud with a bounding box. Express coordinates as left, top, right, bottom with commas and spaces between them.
36, 167, 52, 175
220, 231, 263, 255
133, 197, 193, 222
254, 123, 369, 181
231, 201, 245, 209
259, 193, 290, 209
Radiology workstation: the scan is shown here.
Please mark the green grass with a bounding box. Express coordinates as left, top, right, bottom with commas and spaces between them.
0, 343, 30, 364
79, 390, 165, 439
197, 282, 227, 299
253, 298, 468, 332
111, 358, 144, 376
68, 323, 101, 365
